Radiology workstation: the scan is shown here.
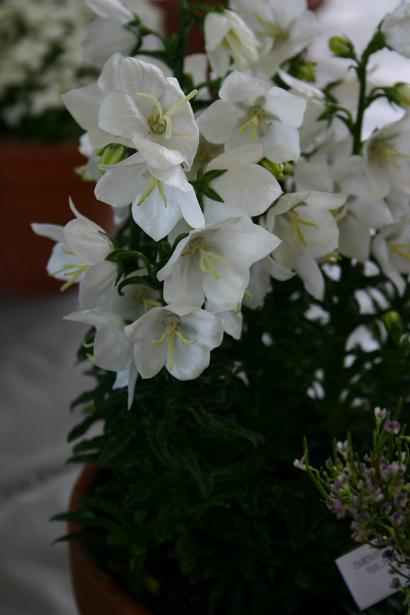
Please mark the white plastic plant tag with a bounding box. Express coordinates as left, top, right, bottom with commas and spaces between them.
336, 544, 399, 611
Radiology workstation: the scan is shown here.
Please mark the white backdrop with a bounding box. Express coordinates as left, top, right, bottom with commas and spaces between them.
0, 1, 407, 613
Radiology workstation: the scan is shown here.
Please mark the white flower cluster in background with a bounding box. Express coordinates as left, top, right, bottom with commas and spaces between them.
0, 0, 89, 126
0, 0, 162, 128
33, 0, 410, 398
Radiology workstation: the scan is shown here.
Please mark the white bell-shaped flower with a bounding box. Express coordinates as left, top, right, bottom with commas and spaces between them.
32, 200, 117, 308
295, 138, 393, 262
84, 0, 164, 68
364, 112, 410, 199
125, 305, 224, 380
266, 191, 346, 299
197, 71, 307, 162
372, 219, 410, 295
201, 144, 282, 224
206, 301, 243, 340
157, 217, 281, 309
95, 153, 205, 240
65, 306, 140, 408
204, 9, 260, 78
63, 52, 123, 150
64, 56, 199, 170
230, 0, 320, 78
381, 0, 410, 59
65, 309, 132, 373
277, 70, 327, 152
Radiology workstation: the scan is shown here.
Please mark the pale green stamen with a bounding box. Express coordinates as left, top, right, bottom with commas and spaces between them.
254, 14, 288, 42
151, 317, 195, 369
388, 242, 410, 262
137, 90, 198, 140
137, 175, 168, 207
143, 298, 161, 312
55, 263, 91, 292
288, 207, 319, 246
370, 139, 410, 170
240, 106, 271, 141
183, 239, 227, 281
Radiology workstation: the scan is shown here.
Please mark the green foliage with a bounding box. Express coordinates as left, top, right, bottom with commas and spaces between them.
59, 259, 410, 614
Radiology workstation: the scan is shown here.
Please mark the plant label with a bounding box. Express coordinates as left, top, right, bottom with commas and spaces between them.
336, 544, 403, 611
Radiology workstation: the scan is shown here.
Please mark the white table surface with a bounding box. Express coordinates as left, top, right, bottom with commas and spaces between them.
0, 1, 407, 613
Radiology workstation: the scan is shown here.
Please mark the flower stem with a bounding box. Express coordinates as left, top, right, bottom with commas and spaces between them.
352, 30, 386, 155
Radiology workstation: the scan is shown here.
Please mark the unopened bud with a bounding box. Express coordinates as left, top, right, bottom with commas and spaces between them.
388, 83, 410, 108
295, 61, 317, 83
328, 35, 356, 59
99, 144, 127, 168
260, 158, 293, 181
383, 310, 403, 343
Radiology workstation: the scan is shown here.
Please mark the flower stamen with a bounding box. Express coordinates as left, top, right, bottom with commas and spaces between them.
151, 316, 195, 369
183, 238, 227, 280
388, 242, 410, 262
55, 263, 91, 291
137, 90, 198, 140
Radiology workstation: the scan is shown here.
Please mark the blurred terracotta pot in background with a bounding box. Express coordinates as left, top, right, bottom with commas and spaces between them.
0, 141, 111, 294
69, 465, 153, 615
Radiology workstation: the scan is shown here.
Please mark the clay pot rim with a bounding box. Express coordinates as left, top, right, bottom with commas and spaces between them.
69, 464, 153, 615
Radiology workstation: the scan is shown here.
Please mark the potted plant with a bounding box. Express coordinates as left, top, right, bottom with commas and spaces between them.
35, 0, 410, 613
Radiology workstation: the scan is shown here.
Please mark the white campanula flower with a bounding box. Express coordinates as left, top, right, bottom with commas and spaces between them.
386, 191, 410, 222
204, 9, 260, 78
381, 0, 410, 59
372, 219, 410, 294
276, 70, 327, 151
95, 152, 205, 240
197, 71, 307, 162
64, 56, 199, 169
206, 301, 243, 340
230, 0, 320, 78
364, 112, 410, 199
243, 260, 272, 310
295, 137, 393, 262
63, 52, 123, 150
265, 192, 346, 300
84, 0, 164, 68
66, 309, 132, 372
157, 218, 281, 309
200, 144, 282, 224
66, 306, 140, 408
32, 200, 117, 308
125, 305, 224, 380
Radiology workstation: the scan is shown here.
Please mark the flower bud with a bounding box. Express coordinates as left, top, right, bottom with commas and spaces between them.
328, 35, 356, 59
391, 83, 410, 107
294, 61, 317, 83
383, 310, 403, 343
99, 144, 128, 168
260, 159, 293, 181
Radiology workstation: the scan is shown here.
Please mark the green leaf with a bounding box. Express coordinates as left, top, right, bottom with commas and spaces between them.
204, 187, 224, 203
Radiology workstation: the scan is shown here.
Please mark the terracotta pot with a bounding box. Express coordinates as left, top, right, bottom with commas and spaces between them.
0, 141, 111, 294
69, 465, 153, 615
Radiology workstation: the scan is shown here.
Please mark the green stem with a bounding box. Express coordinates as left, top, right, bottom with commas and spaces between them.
352, 61, 368, 155
175, 0, 191, 86
352, 30, 386, 155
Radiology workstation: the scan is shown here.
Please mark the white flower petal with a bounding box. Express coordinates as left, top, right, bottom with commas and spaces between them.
64, 217, 112, 264
79, 262, 117, 309
197, 100, 242, 144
